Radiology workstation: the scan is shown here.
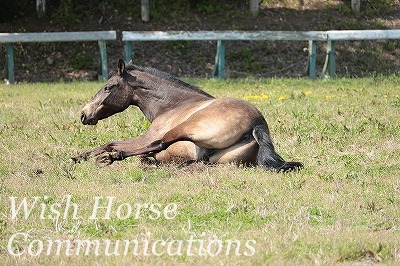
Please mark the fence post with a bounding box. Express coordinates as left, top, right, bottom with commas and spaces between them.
327, 40, 336, 77
5, 43, 14, 84
213, 40, 225, 79
307, 40, 317, 79
98, 40, 108, 80
124, 41, 133, 63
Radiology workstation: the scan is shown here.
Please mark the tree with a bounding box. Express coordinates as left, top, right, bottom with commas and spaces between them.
0, 0, 15, 22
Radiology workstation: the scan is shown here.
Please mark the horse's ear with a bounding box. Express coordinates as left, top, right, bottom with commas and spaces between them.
128, 59, 133, 65
118, 59, 126, 76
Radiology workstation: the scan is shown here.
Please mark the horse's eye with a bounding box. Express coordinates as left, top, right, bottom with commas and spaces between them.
104, 86, 111, 93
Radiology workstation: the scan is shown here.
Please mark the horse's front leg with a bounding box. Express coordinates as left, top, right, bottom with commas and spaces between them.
71, 135, 151, 165
70, 141, 112, 163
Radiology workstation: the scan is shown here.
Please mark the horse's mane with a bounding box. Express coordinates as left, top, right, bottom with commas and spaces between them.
125, 64, 214, 99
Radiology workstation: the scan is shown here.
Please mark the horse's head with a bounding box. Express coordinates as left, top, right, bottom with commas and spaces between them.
81, 59, 214, 125
81, 59, 135, 125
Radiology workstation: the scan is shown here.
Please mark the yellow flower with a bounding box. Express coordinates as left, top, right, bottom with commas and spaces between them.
325, 95, 333, 99
304, 91, 312, 96
244, 95, 261, 100
278, 95, 287, 101
261, 93, 269, 100
384, 94, 388, 98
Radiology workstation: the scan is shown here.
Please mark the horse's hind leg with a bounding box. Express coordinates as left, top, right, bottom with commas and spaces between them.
117, 115, 245, 160
108, 124, 192, 161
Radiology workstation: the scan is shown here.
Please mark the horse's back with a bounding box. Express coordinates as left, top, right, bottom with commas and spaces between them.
194, 97, 267, 130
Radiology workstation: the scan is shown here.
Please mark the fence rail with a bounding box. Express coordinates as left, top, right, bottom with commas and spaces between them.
122, 30, 329, 79
122, 29, 400, 79
2, 29, 400, 83
0, 31, 117, 84
122, 30, 328, 41
323, 30, 400, 76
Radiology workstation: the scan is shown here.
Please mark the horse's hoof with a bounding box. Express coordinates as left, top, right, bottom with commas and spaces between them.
71, 153, 89, 164
61, 160, 77, 179
95, 154, 114, 167
70, 157, 80, 164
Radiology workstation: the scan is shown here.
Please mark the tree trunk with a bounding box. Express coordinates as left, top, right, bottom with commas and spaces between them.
250, 0, 259, 17
36, 0, 46, 18
351, 0, 360, 15
141, 0, 150, 22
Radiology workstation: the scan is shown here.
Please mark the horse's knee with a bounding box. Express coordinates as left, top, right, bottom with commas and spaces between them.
104, 141, 120, 151
148, 139, 169, 153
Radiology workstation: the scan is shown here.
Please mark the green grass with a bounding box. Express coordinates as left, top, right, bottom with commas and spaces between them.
0, 77, 399, 265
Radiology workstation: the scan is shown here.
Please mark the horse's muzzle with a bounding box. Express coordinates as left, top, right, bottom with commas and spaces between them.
81, 112, 98, 125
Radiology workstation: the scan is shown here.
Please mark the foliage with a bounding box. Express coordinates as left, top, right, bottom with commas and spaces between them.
8, 1, 400, 23
0, 0, 15, 22
70, 52, 94, 71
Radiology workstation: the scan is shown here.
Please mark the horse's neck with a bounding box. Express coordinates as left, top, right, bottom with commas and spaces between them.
134, 85, 211, 122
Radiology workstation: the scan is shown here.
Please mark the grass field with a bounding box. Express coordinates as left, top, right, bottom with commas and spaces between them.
0, 76, 399, 265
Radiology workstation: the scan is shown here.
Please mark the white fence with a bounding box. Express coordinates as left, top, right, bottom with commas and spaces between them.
0, 31, 117, 84
122, 30, 327, 79
122, 30, 400, 79
2, 30, 400, 83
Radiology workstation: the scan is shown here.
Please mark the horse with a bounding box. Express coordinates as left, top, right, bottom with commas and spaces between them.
72, 59, 303, 172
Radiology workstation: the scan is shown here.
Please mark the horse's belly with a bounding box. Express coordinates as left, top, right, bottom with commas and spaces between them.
154, 141, 197, 162
154, 139, 258, 166
209, 140, 259, 165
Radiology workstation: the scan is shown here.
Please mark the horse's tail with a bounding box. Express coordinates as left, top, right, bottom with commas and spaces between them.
252, 125, 303, 172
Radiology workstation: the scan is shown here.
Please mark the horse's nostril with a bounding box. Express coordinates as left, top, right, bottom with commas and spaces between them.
81, 112, 86, 123
81, 111, 98, 125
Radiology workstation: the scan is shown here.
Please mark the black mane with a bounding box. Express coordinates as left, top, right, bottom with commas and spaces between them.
125, 63, 214, 99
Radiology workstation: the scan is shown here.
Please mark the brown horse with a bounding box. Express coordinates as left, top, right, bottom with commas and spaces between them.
72, 59, 303, 172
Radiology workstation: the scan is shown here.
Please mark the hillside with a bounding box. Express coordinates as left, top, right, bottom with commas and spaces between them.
1, 0, 400, 82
